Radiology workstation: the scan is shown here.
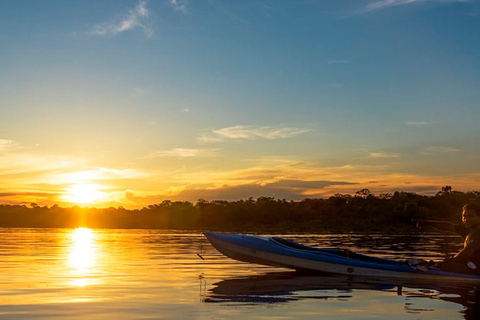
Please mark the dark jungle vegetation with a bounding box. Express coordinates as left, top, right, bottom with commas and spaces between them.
1, 187, 479, 233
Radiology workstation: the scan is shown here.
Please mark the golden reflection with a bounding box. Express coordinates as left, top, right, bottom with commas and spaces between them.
69, 228, 96, 286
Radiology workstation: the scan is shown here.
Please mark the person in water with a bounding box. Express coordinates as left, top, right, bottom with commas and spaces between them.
415, 203, 480, 274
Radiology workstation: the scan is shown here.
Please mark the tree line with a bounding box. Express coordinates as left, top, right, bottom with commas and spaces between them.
1, 187, 479, 232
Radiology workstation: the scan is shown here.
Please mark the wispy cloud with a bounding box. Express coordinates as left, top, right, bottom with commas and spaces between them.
148, 148, 220, 158
421, 146, 460, 154
0, 143, 147, 185
163, 179, 355, 202
198, 125, 310, 143
369, 152, 400, 158
170, 0, 188, 12
0, 149, 84, 177
0, 139, 16, 150
54, 168, 150, 184
407, 121, 430, 126
355, 0, 470, 15
361, 0, 420, 14
89, 0, 153, 38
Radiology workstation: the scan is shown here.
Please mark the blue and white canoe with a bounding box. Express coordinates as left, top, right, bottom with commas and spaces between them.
204, 232, 480, 284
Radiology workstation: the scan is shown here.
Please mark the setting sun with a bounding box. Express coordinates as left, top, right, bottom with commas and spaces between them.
65, 184, 105, 204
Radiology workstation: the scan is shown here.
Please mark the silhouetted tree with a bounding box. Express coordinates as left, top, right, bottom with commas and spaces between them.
1, 187, 480, 232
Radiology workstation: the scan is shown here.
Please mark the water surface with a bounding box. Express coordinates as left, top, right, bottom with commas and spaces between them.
1, 228, 478, 319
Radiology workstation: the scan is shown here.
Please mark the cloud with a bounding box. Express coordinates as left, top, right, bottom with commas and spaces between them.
0, 191, 63, 206
421, 146, 460, 154
198, 125, 310, 143
89, 0, 153, 38
148, 148, 220, 158
143, 161, 365, 201
0, 151, 85, 177
0, 141, 147, 183
369, 152, 400, 158
169, 0, 188, 12
266, 179, 355, 190
0, 139, 16, 150
165, 162, 366, 190
355, 0, 470, 15
407, 121, 430, 126
361, 0, 421, 13
0, 191, 59, 199
151, 179, 356, 202
55, 168, 150, 183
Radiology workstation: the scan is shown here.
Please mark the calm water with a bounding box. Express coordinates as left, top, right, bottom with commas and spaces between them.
1, 228, 479, 319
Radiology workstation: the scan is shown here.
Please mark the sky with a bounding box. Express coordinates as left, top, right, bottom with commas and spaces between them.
1, 0, 480, 208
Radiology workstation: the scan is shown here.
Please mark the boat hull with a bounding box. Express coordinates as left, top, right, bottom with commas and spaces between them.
204, 232, 480, 284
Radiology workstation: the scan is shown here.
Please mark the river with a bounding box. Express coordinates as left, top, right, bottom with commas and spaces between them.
0, 228, 478, 319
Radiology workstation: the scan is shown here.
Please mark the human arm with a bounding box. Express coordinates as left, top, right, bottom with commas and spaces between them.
451, 245, 476, 262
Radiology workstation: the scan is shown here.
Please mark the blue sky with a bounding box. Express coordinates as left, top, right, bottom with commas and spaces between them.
1, 0, 479, 207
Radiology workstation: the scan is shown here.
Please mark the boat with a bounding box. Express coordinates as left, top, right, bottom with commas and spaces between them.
203, 231, 480, 284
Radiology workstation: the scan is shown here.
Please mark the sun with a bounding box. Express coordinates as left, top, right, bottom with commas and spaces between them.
66, 184, 104, 204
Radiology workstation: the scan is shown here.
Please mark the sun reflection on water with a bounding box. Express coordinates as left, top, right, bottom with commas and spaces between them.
69, 228, 97, 287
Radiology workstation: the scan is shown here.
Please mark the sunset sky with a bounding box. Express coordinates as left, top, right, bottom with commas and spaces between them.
1, 0, 480, 208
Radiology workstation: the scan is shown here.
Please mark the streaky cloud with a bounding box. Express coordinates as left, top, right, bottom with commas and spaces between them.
0, 140, 149, 192
63, 168, 150, 181
355, 0, 470, 15
0, 191, 59, 199
170, 0, 188, 12
198, 125, 310, 143
422, 146, 460, 154
148, 148, 220, 158
362, 0, 420, 14
158, 179, 356, 202
0, 152, 85, 176
0, 139, 16, 150
89, 0, 153, 38
265, 179, 356, 189
369, 152, 400, 158
407, 121, 430, 125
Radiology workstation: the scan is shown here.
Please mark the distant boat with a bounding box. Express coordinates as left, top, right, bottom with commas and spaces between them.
204, 232, 480, 284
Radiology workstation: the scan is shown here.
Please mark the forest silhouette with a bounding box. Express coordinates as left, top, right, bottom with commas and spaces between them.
1, 187, 479, 232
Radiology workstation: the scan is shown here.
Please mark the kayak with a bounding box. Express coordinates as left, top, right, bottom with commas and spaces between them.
203, 231, 480, 283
